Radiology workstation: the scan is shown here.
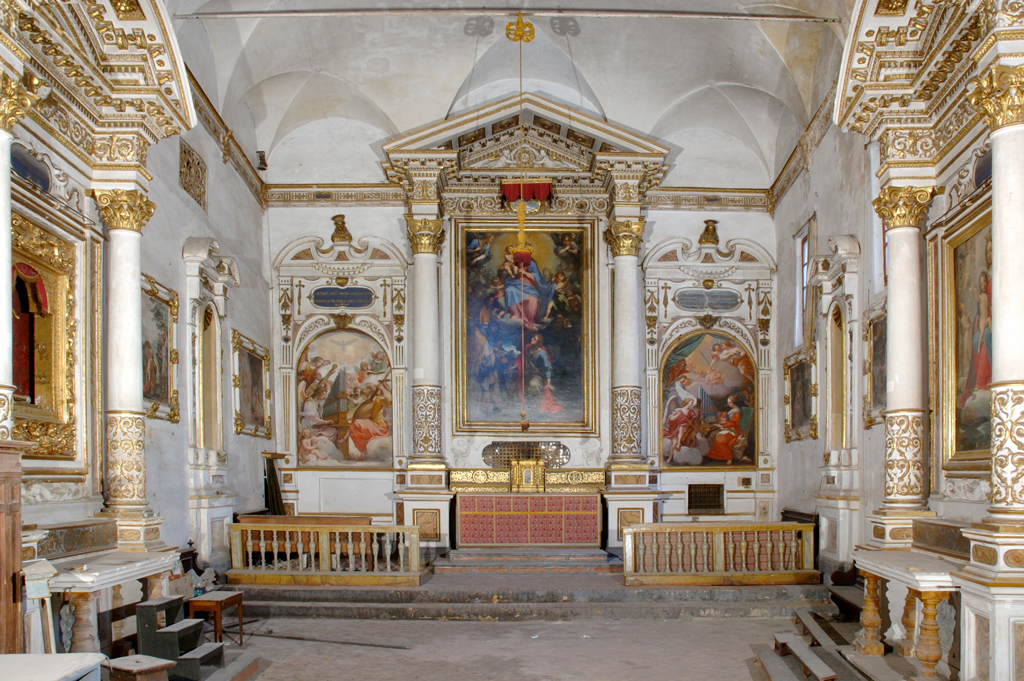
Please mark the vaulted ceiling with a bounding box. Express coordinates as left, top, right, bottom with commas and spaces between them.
169, 1, 854, 188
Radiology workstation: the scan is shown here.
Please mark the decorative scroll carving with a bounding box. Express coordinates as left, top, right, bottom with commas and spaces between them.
406, 216, 445, 255
611, 387, 642, 458
990, 384, 1024, 511
412, 386, 441, 456
94, 189, 156, 233
604, 219, 645, 257
179, 139, 207, 210
105, 412, 147, 508
22, 480, 91, 505
0, 72, 45, 132
968, 63, 1024, 131
872, 186, 936, 230
884, 410, 926, 502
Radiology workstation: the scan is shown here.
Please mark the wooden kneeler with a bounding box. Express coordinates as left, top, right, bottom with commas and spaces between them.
104, 655, 176, 681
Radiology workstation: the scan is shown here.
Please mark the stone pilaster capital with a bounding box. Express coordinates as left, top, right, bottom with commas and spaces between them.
968, 63, 1024, 131
0, 71, 47, 133
603, 218, 646, 257
93, 189, 157, 233
405, 214, 446, 255
872, 185, 936, 230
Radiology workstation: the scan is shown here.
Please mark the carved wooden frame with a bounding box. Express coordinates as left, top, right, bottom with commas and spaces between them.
784, 345, 818, 442
231, 329, 272, 439
142, 273, 179, 423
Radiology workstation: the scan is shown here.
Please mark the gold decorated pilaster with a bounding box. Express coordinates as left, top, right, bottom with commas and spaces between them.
968, 63, 1024, 131
410, 385, 443, 464
609, 386, 642, 461
988, 382, 1024, 520
104, 411, 147, 511
883, 409, 927, 508
871, 186, 936, 230
405, 215, 446, 255
93, 189, 156, 233
0, 72, 45, 133
603, 219, 646, 257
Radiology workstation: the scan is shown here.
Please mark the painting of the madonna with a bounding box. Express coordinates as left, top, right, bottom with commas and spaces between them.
661, 331, 757, 468
455, 222, 594, 432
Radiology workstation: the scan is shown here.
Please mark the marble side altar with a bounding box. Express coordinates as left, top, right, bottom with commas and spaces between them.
455, 493, 601, 548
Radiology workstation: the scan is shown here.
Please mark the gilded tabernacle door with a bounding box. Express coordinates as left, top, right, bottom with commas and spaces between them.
453, 217, 596, 434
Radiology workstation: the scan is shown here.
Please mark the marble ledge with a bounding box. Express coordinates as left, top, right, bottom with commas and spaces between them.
46, 550, 181, 592
852, 548, 966, 592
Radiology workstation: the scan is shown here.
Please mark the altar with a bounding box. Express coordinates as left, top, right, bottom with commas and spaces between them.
455, 493, 602, 548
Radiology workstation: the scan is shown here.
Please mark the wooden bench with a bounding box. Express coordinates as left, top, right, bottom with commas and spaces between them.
794, 608, 837, 648
103, 655, 175, 681
773, 632, 837, 681
757, 651, 802, 681
136, 596, 224, 681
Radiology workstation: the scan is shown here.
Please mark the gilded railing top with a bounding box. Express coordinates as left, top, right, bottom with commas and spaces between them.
231, 523, 419, 533
623, 522, 813, 534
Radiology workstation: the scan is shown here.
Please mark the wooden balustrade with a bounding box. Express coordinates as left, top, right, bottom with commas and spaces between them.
227, 520, 422, 586
621, 522, 818, 585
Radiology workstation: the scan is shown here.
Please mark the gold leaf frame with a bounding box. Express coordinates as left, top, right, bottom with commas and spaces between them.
141, 273, 179, 423
452, 216, 596, 434
784, 345, 818, 442
938, 204, 992, 474
862, 302, 886, 430
231, 329, 272, 439
12, 212, 75, 460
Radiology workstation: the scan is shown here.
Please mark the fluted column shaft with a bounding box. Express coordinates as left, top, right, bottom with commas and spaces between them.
407, 216, 445, 466
873, 186, 935, 510
606, 219, 645, 463
96, 189, 156, 514
969, 63, 1024, 520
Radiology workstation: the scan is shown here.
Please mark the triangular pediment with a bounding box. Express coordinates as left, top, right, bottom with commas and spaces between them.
460, 127, 590, 174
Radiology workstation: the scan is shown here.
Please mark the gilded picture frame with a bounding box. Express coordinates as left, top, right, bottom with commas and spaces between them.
11, 213, 75, 459
940, 206, 993, 474
453, 217, 596, 434
232, 329, 272, 439
142, 274, 179, 423
784, 345, 818, 442
862, 303, 886, 430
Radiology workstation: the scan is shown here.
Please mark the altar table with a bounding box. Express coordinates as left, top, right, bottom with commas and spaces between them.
456, 493, 601, 547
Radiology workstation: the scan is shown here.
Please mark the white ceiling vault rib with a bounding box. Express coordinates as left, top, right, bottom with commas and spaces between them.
174, 1, 849, 188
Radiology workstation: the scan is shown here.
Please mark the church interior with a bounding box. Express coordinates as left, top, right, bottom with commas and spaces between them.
2, 1, 1023, 679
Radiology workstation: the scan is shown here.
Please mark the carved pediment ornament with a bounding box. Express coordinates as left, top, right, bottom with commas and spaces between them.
0, 72, 46, 132
968, 63, 1024, 131
461, 128, 589, 172
871, 186, 936, 230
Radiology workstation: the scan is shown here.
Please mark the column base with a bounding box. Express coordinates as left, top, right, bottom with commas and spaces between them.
110, 514, 167, 552
604, 491, 659, 550
605, 462, 653, 489
862, 510, 935, 550
952, 566, 1024, 681
405, 462, 448, 490
959, 523, 1024, 581
396, 491, 453, 560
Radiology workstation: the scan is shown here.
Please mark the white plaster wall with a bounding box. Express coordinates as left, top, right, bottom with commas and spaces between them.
140, 122, 269, 551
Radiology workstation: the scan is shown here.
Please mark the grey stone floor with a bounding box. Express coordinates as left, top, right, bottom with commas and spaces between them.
231, 616, 795, 680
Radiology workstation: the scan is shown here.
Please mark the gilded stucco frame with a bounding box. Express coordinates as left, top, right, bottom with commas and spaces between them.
142, 274, 179, 423
12, 211, 75, 460
784, 345, 818, 442
232, 329, 272, 439
862, 302, 886, 430
452, 216, 597, 434
658, 328, 759, 470
938, 204, 992, 475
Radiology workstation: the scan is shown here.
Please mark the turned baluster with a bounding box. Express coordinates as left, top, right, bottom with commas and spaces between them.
285, 532, 292, 570
637, 533, 646, 573
372, 533, 381, 572
359, 533, 367, 572
245, 530, 253, 569
272, 531, 280, 570
766, 531, 774, 571
702, 532, 712, 572
753, 531, 761, 572
334, 531, 341, 572
688, 533, 697, 572
896, 589, 917, 657
347, 532, 355, 571
676, 532, 683, 573
916, 591, 949, 679
782, 530, 792, 570
652, 531, 660, 572
732, 532, 741, 572
854, 570, 885, 656
398, 532, 406, 572
384, 533, 392, 572
739, 532, 748, 573
297, 531, 305, 570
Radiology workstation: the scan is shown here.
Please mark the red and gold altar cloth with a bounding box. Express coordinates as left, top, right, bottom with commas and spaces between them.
456, 493, 601, 547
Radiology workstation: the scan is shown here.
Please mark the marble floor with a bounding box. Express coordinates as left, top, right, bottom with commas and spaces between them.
232, 616, 795, 680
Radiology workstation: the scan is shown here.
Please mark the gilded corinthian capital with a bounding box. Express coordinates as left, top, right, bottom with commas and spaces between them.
93, 189, 157, 233
872, 186, 935, 230
968, 63, 1024, 130
0, 72, 46, 132
603, 218, 646, 257
405, 215, 445, 254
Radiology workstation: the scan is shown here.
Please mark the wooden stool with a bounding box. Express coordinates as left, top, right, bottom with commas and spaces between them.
104, 655, 176, 681
187, 591, 244, 645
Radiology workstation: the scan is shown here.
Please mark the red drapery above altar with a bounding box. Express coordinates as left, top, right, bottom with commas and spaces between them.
501, 180, 551, 202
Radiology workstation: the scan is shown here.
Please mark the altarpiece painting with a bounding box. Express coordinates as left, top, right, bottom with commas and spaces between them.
296, 329, 393, 467
142, 274, 179, 422
784, 346, 817, 442
455, 219, 594, 433
660, 331, 757, 468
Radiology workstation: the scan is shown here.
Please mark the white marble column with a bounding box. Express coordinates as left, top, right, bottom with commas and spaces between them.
605, 219, 645, 465
0, 73, 44, 439
969, 63, 1024, 521
406, 215, 445, 470
95, 189, 164, 550
871, 186, 935, 511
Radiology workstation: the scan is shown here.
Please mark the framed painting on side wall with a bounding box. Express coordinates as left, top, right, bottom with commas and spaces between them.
784, 346, 818, 442
862, 305, 886, 429
941, 209, 993, 473
142, 274, 180, 423
232, 329, 272, 439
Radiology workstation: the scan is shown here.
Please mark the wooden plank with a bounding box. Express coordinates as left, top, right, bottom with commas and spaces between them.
757, 652, 801, 681
794, 608, 836, 648
773, 633, 836, 681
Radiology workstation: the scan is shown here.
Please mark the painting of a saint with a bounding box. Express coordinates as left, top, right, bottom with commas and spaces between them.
142, 294, 171, 404
296, 330, 392, 467
238, 349, 266, 428
954, 221, 993, 452
458, 224, 591, 430
870, 315, 886, 413
661, 332, 757, 467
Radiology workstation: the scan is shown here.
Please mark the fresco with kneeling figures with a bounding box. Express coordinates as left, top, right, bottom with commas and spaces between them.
661, 331, 757, 468
296, 329, 392, 467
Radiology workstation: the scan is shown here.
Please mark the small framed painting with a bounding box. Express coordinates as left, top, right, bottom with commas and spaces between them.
142, 274, 179, 423
862, 305, 886, 429
232, 329, 272, 439
784, 346, 818, 442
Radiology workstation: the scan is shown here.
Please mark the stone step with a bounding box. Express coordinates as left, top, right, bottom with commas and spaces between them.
447, 549, 612, 563
243, 598, 835, 621
239, 584, 832, 605
434, 561, 622, 574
